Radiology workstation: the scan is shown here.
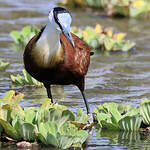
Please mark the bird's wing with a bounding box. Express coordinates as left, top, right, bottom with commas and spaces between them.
60, 33, 90, 76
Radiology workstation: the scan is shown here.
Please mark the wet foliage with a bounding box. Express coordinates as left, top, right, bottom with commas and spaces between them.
0, 90, 89, 149
60, 0, 150, 18
0, 60, 9, 71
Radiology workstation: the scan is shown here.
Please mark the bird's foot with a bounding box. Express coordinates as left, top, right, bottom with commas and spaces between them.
82, 113, 96, 130
88, 113, 97, 124
51, 102, 58, 106
88, 113, 94, 124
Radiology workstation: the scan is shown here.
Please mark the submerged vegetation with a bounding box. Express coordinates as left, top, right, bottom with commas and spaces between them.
10, 25, 135, 52
60, 0, 150, 18
1, 91, 150, 148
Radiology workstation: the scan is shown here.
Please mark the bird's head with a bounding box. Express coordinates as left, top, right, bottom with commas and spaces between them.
48, 7, 75, 48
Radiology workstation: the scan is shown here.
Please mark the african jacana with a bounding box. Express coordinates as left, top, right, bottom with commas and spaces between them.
23, 7, 92, 116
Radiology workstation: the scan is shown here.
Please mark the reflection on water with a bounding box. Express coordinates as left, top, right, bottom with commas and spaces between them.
1, 0, 150, 149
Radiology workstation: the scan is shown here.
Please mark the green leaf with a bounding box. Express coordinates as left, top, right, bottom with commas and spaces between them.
38, 122, 59, 147
119, 115, 142, 131
40, 98, 51, 109
0, 60, 9, 70
38, 133, 47, 145
118, 104, 132, 115
62, 110, 75, 121
140, 101, 150, 125
140, 98, 150, 105
22, 26, 32, 37
122, 41, 135, 51
0, 105, 12, 122
73, 130, 88, 144
11, 107, 25, 122
101, 120, 119, 130
104, 36, 114, 51
124, 107, 139, 117
10, 31, 21, 44
47, 132, 59, 147
24, 108, 37, 123
14, 119, 36, 141
57, 135, 74, 149
23, 69, 33, 84
16, 74, 24, 85
76, 108, 88, 123
11, 69, 42, 87
103, 102, 122, 123
95, 112, 110, 128
2, 90, 15, 105
38, 122, 58, 137
0, 118, 20, 140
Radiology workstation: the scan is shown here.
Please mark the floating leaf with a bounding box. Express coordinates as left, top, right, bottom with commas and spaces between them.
62, 110, 75, 121
76, 108, 88, 123
10, 69, 42, 87
10, 31, 21, 44
1, 90, 15, 105
119, 115, 142, 131
22, 26, 32, 37
0, 119, 20, 140
140, 100, 150, 125
38, 122, 59, 147
14, 119, 37, 141
104, 36, 114, 51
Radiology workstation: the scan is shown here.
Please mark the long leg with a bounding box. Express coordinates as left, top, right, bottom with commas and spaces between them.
80, 90, 90, 114
45, 85, 54, 103
80, 90, 94, 124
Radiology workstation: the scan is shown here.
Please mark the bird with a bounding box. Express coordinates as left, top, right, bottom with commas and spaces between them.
23, 7, 92, 116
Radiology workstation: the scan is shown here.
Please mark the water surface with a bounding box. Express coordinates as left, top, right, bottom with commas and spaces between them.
1, 0, 150, 149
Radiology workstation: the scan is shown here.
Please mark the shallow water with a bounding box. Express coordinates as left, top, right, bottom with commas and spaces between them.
1, 0, 150, 149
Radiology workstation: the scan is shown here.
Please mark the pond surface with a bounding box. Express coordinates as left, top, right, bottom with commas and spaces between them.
1, 0, 150, 149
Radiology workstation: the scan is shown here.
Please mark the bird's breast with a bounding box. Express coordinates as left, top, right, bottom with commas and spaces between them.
32, 42, 64, 68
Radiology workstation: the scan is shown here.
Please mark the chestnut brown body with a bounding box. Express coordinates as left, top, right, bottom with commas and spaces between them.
23, 31, 90, 91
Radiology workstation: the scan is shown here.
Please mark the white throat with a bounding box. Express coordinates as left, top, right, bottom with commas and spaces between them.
33, 22, 63, 68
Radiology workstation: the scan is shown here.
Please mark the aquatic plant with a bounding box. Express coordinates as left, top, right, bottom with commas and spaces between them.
0, 90, 89, 149
0, 60, 9, 71
94, 102, 142, 131
1, 90, 150, 148
71, 24, 135, 51
10, 25, 135, 52
10, 26, 39, 51
60, 0, 150, 18
10, 69, 43, 87
140, 99, 150, 125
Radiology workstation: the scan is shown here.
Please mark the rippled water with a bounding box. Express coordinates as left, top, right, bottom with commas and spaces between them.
1, 0, 150, 149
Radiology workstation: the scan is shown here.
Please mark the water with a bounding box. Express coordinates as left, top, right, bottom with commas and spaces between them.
1, 0, 150, 149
